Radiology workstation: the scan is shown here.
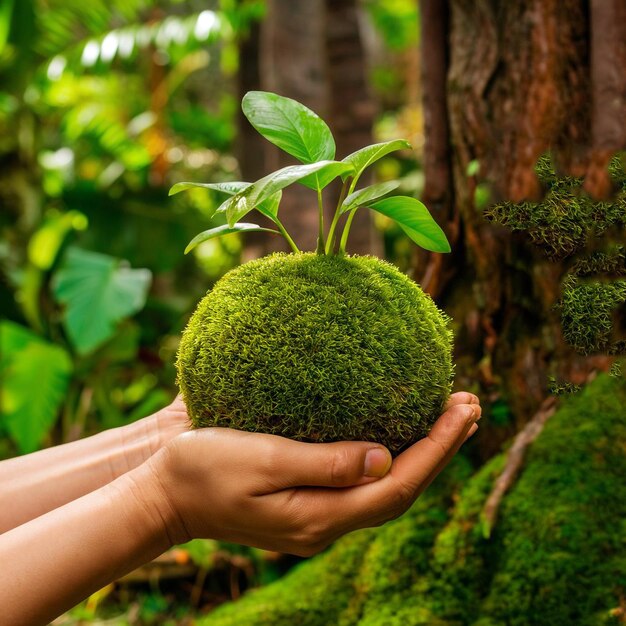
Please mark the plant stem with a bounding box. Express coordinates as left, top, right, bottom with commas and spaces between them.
276, 219, 300, 254
316, 187, 325, 255
325, 178, 350, 255
338, 208, 357, 254
337, 177, 360, 254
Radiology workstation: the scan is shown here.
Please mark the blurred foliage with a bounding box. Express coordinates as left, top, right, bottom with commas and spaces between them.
0, 0, 428, 622
0, 0, 267, 456
363, 0, 419, 52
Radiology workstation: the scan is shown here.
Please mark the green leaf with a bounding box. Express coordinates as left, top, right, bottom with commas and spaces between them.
170, 181, 282, 222
255, 191, 282, 219
242, 91, 335, 163
28, 210, 88, 270
466, 159, 480, 177
342, 139, 411, 181
168, 181, 250, 196
52, 247, 152, 354
185, 223, 280, 254
224, 161, 342, 225
366, 196, 451, 253
341, 181, 400, 214
0, 321, 72, 454
298, 162, 355, 191
0, 0, 15, 57
0, 321, 36, 370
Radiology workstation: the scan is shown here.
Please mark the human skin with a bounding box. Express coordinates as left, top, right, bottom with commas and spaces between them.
0, 392, 480, 626
0, 401, 190, 534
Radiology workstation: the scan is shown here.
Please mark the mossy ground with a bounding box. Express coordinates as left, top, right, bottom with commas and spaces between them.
177, 252, 453, 453
198, 373, 626, 626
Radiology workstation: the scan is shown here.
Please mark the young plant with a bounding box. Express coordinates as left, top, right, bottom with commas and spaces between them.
171, 92, 454, 454
170, 91, 450, 258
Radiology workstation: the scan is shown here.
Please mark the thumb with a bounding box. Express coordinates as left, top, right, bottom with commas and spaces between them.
268, 438, 392, 489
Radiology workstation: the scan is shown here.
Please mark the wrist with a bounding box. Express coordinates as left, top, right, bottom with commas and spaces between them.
119, 457, 188, 552
141, 448, 192, 547
118, 399, 189, 475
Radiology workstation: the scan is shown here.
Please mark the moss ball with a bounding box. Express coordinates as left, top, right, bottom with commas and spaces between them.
176, 253, 453, 454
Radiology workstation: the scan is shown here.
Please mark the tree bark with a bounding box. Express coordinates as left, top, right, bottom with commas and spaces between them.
423, 0, 618, 439
241, 0, 374, 256
585, 0, 626, 197
325, 0, 376, 255
415, 0, 455, 297
258, 0, 329, 253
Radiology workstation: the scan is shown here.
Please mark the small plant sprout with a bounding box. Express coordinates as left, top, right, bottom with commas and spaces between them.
169, 91, 451, 258
171, 92, 454, 454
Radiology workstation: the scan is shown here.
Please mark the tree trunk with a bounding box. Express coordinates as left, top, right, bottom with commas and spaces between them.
325, 0, 376, 255
428, 0, 619, 439
240, 0, 374, 256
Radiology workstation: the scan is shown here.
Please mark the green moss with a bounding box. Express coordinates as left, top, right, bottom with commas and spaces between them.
177, 252, 453, 453
199, 529, 376, 626
484, 153, 626, 260
339, 459, 473, 625
558, 273, 626, 355
197, 458, 472, 626
195, 374, 626, 626
476, 373, 626, 625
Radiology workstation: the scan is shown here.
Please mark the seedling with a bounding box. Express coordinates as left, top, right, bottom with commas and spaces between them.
171, 92, 453, 453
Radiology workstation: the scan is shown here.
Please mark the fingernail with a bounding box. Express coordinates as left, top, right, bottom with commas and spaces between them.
470, 395, 480, 405
472, 404, 482, 420
364, 448, 392, 478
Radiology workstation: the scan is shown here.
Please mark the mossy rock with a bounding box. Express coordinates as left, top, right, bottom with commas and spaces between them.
177, 252, 453, 453
196, 373, 626, 626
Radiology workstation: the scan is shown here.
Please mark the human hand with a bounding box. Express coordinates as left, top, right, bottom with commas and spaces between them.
145, 392, 480, 556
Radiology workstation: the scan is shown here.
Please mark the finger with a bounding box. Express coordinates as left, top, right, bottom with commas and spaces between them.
417, 402, 482, 494
306, 404, 479, 532
445, 391, 480, 409
261, 438, 393, 491
463, 422, 479, 443
390, 403, 478, 494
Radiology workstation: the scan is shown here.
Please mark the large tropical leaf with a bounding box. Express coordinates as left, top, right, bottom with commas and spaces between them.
40, 8, 225, 72
52, 247, 152, 354
242, 91, 335, 164
366, 196, 450, 253
0, 321, 72, 454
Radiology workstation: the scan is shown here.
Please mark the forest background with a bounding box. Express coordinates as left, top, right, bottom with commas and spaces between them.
1, 0, 625, 624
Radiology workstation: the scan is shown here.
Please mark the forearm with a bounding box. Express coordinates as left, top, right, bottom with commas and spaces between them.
0, 461, 173, 626
0, 405, 187, 533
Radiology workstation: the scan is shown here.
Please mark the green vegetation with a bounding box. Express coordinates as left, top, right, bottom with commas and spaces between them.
485, 154, 626, 358
199, 373, 626, 625
172, 92, 450, 257
177, 252, 453, 453
484, 153, 626, 260
174, 92, 452, 451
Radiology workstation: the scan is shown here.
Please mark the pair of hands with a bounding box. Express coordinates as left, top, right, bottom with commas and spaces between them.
0, 391, 480, 626
144, 392, 481, 556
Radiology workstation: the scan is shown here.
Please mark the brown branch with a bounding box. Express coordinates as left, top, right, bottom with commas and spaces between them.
481, 395, 558, 535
